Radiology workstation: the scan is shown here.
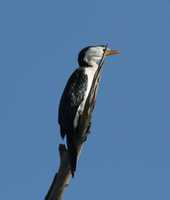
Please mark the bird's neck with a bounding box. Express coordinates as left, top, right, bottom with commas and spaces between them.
79, 62, 99, 72
84, 64, 98, 84
88, 61, 98, 69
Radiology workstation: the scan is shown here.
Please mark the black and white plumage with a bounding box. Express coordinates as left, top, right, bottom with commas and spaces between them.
58, 45, 119, 176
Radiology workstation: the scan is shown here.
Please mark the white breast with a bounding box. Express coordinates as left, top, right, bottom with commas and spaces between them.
73, 66, 98, 128
83, 67, 97, 107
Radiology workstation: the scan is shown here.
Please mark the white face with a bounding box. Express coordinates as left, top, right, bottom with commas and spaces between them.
84, 46, 106, 66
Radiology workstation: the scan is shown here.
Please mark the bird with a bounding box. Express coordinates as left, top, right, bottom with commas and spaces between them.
58, 45, 119, 176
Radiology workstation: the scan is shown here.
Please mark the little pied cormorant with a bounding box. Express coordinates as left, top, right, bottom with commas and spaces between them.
58, 45, 119, 176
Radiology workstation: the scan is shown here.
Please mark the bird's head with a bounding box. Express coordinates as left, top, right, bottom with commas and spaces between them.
78, 45, 120, 67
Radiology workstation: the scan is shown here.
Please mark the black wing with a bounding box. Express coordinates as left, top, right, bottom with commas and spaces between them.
58, 68, 88, 139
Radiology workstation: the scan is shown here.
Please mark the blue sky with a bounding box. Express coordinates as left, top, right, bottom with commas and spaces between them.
0, 0, 170, 199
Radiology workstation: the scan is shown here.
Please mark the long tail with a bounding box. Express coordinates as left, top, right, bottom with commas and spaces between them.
66, 134, 78, 177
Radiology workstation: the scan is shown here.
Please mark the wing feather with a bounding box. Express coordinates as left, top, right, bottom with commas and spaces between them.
58, 68, 88, 138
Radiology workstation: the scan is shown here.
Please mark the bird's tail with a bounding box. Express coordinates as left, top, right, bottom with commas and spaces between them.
66, 134, 78, 177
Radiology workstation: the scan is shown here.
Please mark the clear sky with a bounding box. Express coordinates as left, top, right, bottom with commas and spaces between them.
0, 0, 170, 199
